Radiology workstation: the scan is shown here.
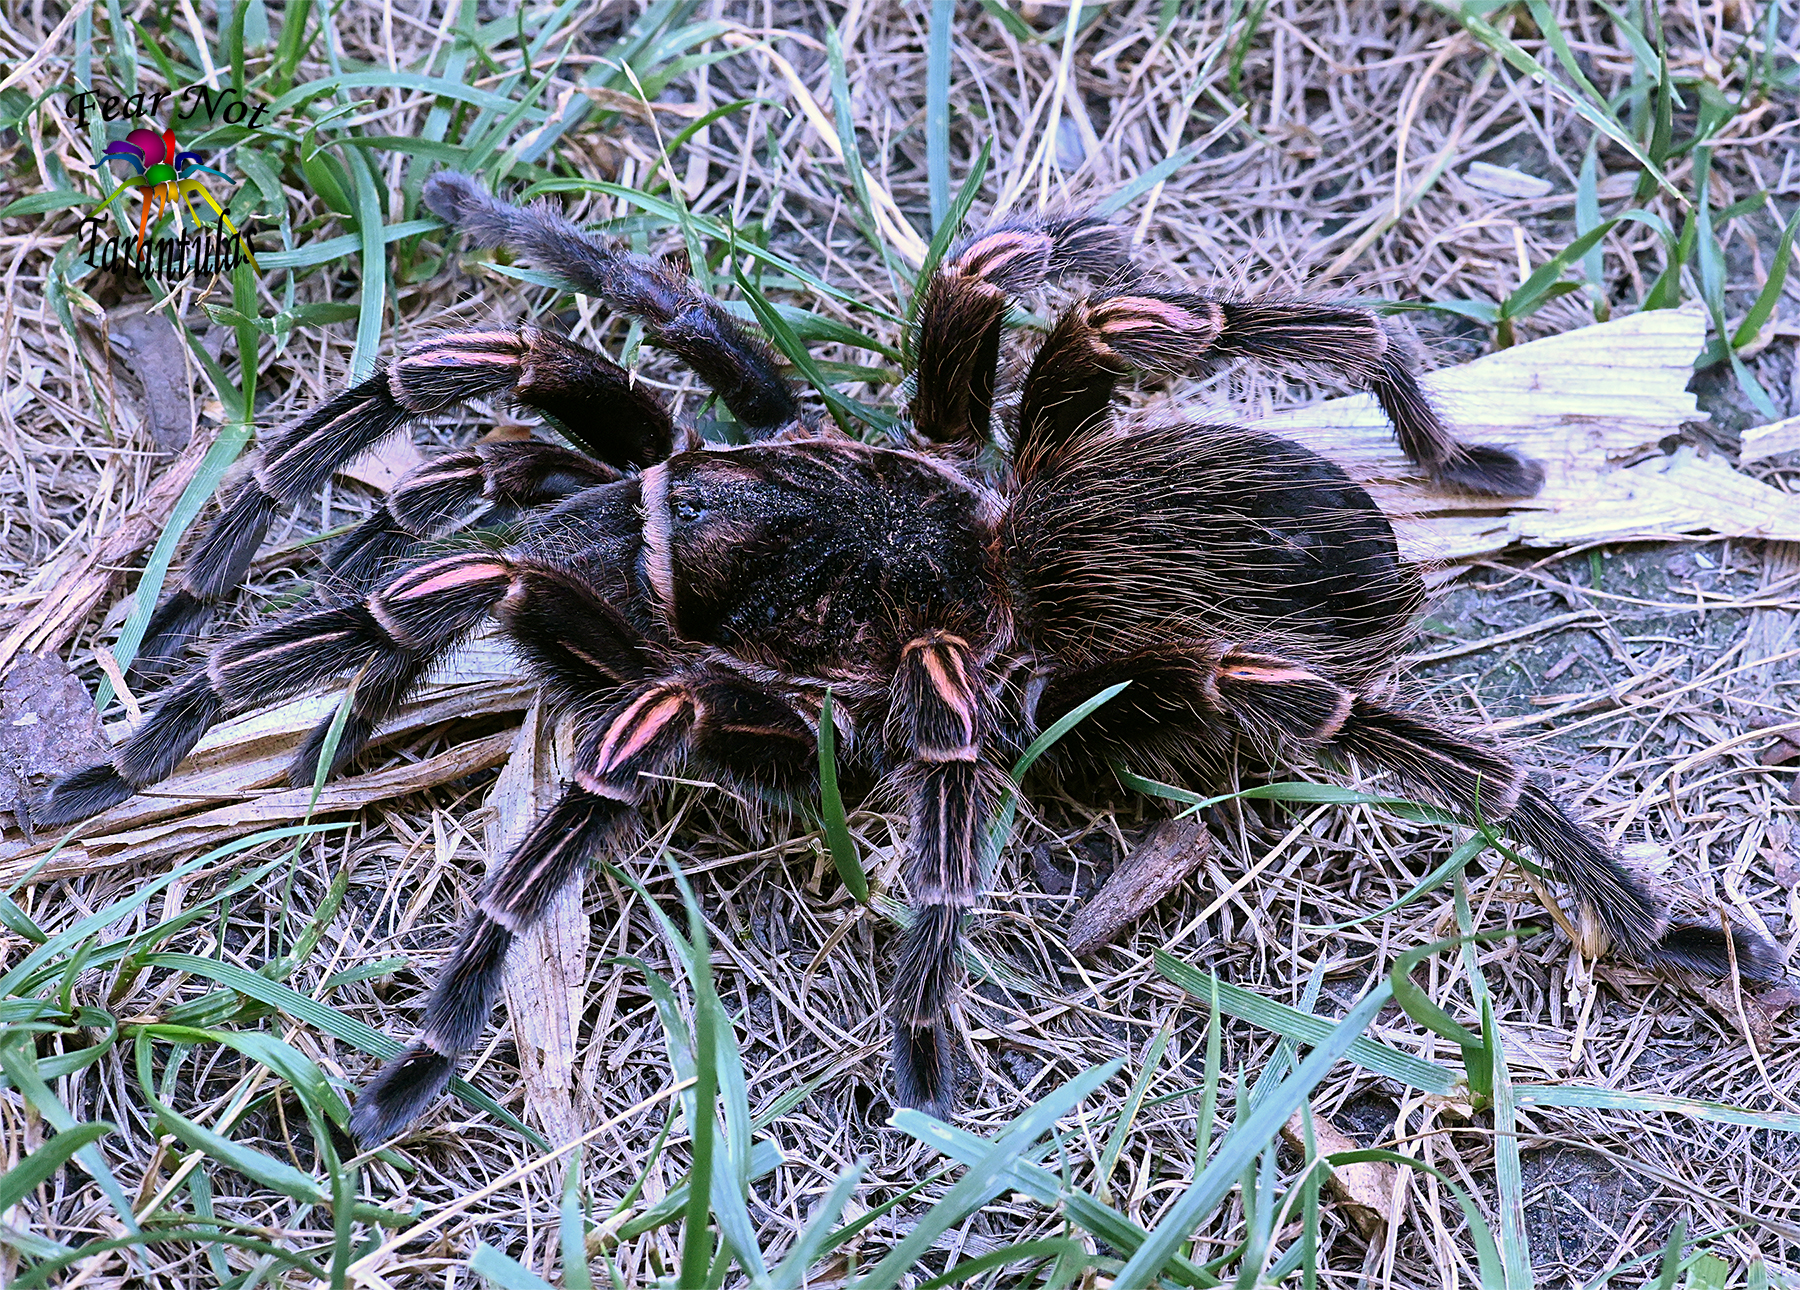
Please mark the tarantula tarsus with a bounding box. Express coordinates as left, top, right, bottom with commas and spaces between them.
39, 174, 1783, 1143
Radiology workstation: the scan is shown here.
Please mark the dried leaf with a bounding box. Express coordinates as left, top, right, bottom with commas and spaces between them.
338, 434, 425, 492
1281, 1108, 1397, 1239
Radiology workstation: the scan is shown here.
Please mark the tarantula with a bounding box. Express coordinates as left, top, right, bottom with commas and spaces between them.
39, 174, 1783, 1143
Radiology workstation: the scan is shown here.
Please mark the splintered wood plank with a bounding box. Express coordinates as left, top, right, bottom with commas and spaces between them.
3, 728, 517, 885
484, 697, 590, 1142
1, 635, 531, 876
1253, 303, 1800, 560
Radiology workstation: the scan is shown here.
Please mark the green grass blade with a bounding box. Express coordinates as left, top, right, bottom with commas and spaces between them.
1307, 831, 1486, 932
769, 1160, 865, 1289
1109, 980, 1393, 1288
983, 681, 1130, 878
0, 1034, 140, 1235
893, 1111, 1221, 1287
0, 1121, 114, 1214
1153, 950, 1458, 1095
1733, 200, 1800, 348
1330, 1149, 1504, 1287
470, 1242, 557, 1290
926, 1, 953, 231
915, 1239, 1089, 1290
904, 138, 993, 366
560, 1147, 594, 1290
1, 824, 347, 993
10, 1230, 329, 1290
1095, 1024, 1169, 1203
140, 952, 544, 1146
1433, 0, 1678, 198
1486, 998, 1532, 1290
1515, 1084, 1800, 1133
96, 416, 253, 709
817, 692, 868, 904
855, 1062, 1122, 1290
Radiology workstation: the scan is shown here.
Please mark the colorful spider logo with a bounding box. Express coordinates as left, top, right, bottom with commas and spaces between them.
92, 127, 259, 270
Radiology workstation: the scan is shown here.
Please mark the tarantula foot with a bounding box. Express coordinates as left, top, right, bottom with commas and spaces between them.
423, 171, 510, 242
1435, 444, 1546, 498
350, 1044, 455, 1142
34, 762, 134, 827
1651, 922, 1788, 982
892, 1020, 958, 1119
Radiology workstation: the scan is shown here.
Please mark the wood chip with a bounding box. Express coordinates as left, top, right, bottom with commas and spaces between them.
1067, 815, 1210, 957
109, 311, 196, 453
1740, 414, 1800, 464
0, 429, 212, 673
1281, 1109, 1397, 1239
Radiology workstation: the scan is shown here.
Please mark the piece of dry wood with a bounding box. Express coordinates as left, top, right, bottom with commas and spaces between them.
1741, 413, 1800, 463
0, 428, 211, 673
486, 698, 589, 1142
0, 637, 531, 858
109, 311, 195, 453
0, 652, 111, 832
1280, 1109, 1397, 1239
1254, 304, 1800, 560
1067, 815, 1211, 957
1, 728, 517, 885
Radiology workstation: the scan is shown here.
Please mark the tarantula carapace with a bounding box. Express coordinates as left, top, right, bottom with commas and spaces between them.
40, 174, 1783, 1142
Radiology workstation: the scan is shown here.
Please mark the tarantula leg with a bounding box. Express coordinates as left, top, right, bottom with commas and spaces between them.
1205, 298, 1543, 497
910, 215, 1131, 448
321, 441, 623, 594
351, 784, 634, 1142
1326, 698, 1784, 980
133, 326, 673, 680
1013, 292, 1544, 496
294, 549, 656, 785
887, 632, 998, 1115
424, 172, 802, 437
37, 552, 518, 827
351, 668, 819, 1140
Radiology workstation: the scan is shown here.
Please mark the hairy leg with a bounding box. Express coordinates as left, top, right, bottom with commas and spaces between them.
425, 172, 802, 436
887, 631, 1002, 1114
36, 533, 659, 824
321, 440, 622, 595
909, 215, 1131, 449
350, 666, 820, 1140
135, 325, 672, 679
1036, 644, 1783, 981
1014, 291, 1544, 496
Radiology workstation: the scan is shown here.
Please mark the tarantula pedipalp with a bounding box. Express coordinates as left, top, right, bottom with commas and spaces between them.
39, 175, 1783, 1143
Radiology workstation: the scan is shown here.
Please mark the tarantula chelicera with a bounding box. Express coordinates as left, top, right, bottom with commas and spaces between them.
40, 174, 1784, 1142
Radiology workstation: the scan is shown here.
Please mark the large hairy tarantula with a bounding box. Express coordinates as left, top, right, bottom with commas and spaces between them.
40, 174, 1784, 1143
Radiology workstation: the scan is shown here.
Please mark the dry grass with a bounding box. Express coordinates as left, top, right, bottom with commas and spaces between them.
1, 1, 1798, 1287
